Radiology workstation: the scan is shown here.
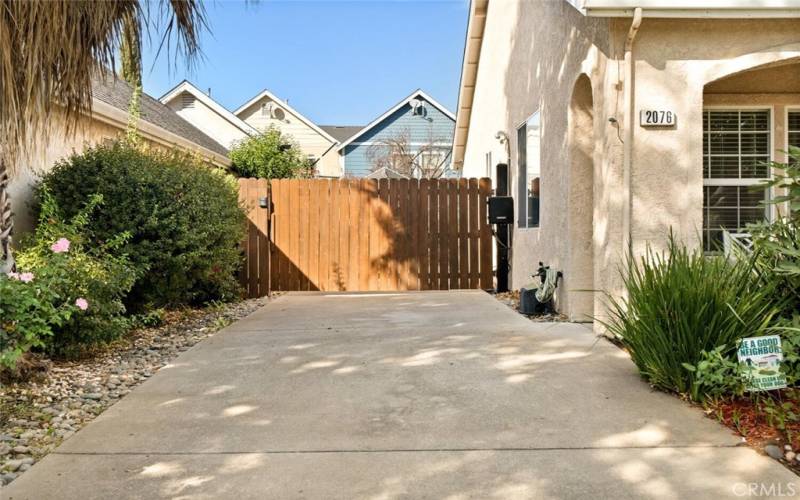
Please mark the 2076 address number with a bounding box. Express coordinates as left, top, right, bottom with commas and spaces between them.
640, 109, 676, 127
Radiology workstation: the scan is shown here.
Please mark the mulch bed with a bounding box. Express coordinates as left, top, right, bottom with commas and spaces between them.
703, 390, 800, 474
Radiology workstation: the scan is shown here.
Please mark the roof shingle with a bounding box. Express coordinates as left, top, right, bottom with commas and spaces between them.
320, 125, 363, 144
92, 75, 228, 157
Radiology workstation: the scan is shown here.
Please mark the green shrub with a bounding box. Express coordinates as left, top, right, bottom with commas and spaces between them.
229, 126, 312, 179
17, 192, 137, 356
602, 233, 784, 401
747, 147, 800, 316
0, 273, 71, 368
37, 142, 247, 309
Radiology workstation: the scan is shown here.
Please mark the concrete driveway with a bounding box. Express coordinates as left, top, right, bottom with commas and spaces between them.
3, 291, 797, 499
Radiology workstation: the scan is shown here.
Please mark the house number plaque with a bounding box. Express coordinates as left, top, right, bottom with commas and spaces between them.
640, 109, 676, 127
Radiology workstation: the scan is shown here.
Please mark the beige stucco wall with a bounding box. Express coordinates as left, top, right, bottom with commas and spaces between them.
461, 0, 800, 323
237, 98, 340, 177
8, 109, 230, 241
165, 92, 249, 149
8, 114, 130, 237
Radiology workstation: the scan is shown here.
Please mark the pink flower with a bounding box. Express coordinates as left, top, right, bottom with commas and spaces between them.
51, 237, 71, 253
7, 271, 19, 280
18, 272, 34, 283
75, 298, 89, 311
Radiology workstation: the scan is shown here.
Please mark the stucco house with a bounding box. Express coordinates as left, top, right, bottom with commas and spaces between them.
454, 0, 800, 322
161, 82, 341, 178
335, 90, 456, 177
9, 75, 230, 236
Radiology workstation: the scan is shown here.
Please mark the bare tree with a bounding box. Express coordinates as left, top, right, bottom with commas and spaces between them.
365, 129, 452, 179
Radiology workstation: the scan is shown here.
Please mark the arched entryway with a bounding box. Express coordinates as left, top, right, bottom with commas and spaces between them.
566, 74, 595, 322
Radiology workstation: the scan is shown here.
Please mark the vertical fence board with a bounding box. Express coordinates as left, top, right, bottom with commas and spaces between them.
246, 179, 260, 297
288, 180, 300, 291
358, 179, 372, 291
237, 179, 248, 295
436, 180, 449, 289
386, 179, 400, 290
407, 179, 420, 290
337, 181, 350, 291
418, 179, 430, 290
468, 178, 480, 289
328, 179, 341, 291
279, 179, 291, 291
368, 179, 381, 290
428, 180, 439, 291
269, 180, 280, 292
317, 180, 330, 291
377, 179, 390, 291
307, 180, 320, 290
239, 177, 492, 295
348, 180, 360, 291
479, 177, 493, 289
257, 178, 270, 297
394, 179, 407, 290
447, 179, 459, 289
458, 178, 469, 289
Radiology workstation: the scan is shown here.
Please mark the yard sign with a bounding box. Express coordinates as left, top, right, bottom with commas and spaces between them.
737, 335, 787, 392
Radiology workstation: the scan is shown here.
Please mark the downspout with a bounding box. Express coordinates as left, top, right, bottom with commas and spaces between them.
622, 7, 642, 258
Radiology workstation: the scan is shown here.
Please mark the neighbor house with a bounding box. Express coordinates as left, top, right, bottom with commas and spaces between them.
335, 90, 456, 178
233, 89, 341, 177
454, 0, 800, 322
161, 83, 342, 177
160, 80, 258, 150
9, 75, 230, 236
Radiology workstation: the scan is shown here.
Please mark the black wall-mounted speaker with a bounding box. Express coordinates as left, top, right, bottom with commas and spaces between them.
487, 196, 514, 225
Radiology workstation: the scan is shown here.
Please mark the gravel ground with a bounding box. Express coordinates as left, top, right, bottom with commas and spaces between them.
0, 297, 268, 486
492, 290, 569, 322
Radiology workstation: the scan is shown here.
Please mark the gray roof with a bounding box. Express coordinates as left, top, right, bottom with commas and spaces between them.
92, 75, 228, 157
320, 125, 362, 143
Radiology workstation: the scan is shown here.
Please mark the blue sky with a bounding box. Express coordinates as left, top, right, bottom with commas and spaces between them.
142, 0, 469, 126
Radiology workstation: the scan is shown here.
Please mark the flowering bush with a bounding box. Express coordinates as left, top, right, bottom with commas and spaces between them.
16, 191, 137, 356
38, 141, 246, 309
0, 272, 73, 368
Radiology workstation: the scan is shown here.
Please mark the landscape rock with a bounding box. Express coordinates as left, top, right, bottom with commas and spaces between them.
0, 297, 266, 487
764, 444, 784, 460
4, 459, 22, 472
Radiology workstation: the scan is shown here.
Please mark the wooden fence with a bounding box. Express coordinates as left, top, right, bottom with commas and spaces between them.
238, 177, 493, 297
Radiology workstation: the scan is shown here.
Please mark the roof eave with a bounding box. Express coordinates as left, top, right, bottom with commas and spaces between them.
233, 89, 339, 144
91, 97, 231, 167
159, 81, 258, 136
335, 89, 456, 152
453, 0, 488, 170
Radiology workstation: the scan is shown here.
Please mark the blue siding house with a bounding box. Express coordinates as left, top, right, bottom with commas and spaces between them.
336, 90, 456, 178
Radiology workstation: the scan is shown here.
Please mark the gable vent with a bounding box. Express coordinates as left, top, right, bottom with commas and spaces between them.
181, 93, 196, 109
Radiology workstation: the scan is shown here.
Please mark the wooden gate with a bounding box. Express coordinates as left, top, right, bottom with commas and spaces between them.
238, 177, 493, 297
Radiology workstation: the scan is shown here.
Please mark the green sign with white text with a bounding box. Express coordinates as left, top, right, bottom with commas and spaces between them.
737, 335, 787, 392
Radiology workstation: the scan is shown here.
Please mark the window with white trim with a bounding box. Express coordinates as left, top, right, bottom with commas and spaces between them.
702, 109, 770, 252
788, 111, 800, 163
516, 111, 541, 228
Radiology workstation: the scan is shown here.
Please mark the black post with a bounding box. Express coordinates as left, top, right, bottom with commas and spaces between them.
495, 163, 510, 293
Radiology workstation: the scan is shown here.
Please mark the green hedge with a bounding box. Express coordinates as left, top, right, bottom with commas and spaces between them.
37, 142, 247, 310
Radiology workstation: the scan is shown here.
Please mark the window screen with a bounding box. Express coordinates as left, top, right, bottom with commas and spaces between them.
516, 112, 541, 228
789, 111, 800, 164
702, 109, 770, 251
